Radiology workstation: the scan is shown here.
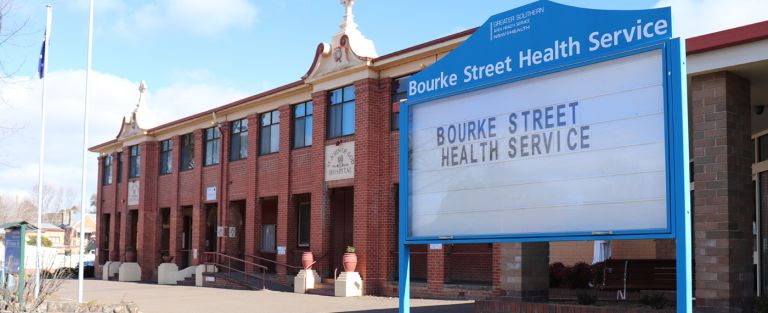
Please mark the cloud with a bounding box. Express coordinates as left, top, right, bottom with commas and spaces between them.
113, 0, 259, 38
655, 0, 768, 38
0, 70, 248, 201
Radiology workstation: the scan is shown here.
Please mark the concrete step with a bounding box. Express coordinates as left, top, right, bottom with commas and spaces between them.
305, 283, 335, 296
177, 275, 195, 286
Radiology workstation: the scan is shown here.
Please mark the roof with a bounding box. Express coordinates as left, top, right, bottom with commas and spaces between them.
687, 20, 768, 55
89, 17, 768, 151
89, 27, 476, 152
0, 221, 38, 230
38, 223, 64, 231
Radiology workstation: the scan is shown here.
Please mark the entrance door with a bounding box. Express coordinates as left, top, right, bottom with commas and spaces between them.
205, 204, 218, 253
330, 188, 354, 276
181, 206, 193, 268
260, 198, 278, 272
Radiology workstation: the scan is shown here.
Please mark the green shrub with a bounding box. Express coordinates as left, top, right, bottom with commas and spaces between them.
27, 235, 53, 247
576, 293, 597, 305
640, 293, 669, 310
755, 296, 768, 313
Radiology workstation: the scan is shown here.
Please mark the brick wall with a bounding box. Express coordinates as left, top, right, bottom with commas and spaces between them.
94, 75, 674, 296
690, 71, 753, 312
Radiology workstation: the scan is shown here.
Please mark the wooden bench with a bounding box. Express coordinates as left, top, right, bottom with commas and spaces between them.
600, 259, 676, 291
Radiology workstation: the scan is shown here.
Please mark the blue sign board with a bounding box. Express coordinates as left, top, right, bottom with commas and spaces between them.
407, 1, 671, 102
398, 1, 691, 312
5, 229, 22, 274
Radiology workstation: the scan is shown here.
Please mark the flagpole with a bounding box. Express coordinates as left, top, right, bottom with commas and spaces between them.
35, 4, 53, 300
78, 0, 94, 303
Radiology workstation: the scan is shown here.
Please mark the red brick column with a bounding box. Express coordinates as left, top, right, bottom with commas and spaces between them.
191, 129, 205, 265
353, 78, 388, 294
117, 147, 129, 261
276, 105, 292, 283
137, 141, 160, 280
168, 135, 182, 266
244, 114, 260, 270
691, 72, 753, 312
95, 156, 105, 275
492, 242, 549, 301
427, 245, 446, 297
218, 122, 230, 257
310, 90, 330, 277
106, 151, 120, 262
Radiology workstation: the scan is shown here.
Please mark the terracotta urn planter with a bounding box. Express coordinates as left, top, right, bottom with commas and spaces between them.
162, 255, 175, 263
301, 251, 314, 270
125, 248, 137, 263
343, 249, 358, 273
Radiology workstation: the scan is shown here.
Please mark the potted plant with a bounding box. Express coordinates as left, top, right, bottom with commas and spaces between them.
125, 245, 137, 263
301, 251, 314, 270
343, 246, 357, 272
161, 252, 174, 263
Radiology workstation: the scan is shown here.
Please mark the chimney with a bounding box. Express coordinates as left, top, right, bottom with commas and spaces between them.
69, 209, 74, 226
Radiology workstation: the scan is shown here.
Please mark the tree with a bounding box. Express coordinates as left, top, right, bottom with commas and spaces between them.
0, 0, 31, 79
27, 235, 52, 247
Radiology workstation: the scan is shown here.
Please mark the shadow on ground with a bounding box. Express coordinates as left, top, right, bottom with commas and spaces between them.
338, 303, 474, 313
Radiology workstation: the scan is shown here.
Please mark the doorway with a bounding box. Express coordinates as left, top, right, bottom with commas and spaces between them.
330, 187, 354, 276
260, 197, 278, 272
160, 208, 170, 262
180, 206, 193, 268
204, 204, 218, 253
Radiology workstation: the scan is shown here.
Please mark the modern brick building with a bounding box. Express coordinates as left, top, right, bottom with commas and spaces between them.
90, 2, 768, 311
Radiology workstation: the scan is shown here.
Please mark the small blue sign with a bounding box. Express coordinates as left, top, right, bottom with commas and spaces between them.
5, 229, 22, 274
406, 1, 671, 103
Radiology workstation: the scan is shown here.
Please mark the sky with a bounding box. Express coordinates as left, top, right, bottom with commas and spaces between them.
0, 0, 766, 208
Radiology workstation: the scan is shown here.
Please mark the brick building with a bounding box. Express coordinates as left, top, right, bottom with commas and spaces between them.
89, 2, 768, 311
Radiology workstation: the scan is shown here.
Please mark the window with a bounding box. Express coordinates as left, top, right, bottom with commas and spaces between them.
261, 224, 276, 252
116, 152, 123, 183
759, 134, 768, 162
230, 119, 248, 161
159, 139, 172, 175
129, 145, 141, 178
204, 127, 221, 166
391, 76, 410, 131
328, 85, 355, 138
297, 201, 311, 247
260, 110, 280, 155
102, 154, 113, 185
293, 101, 313, 149
180, 133, 195, 171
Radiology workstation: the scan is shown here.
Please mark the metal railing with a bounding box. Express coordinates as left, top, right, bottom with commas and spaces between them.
204, 252, 268, 290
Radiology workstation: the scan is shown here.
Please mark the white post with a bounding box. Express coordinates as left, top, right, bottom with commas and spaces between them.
35, 4, 53, 299
78, 0, 95, 304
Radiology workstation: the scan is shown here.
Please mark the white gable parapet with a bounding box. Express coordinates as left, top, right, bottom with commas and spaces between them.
304, 0, 378, 82
116, 81, 157, 140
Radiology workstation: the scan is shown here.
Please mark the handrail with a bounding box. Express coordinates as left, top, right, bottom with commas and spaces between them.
246, 254, 303, 271
204, 252, 267, 290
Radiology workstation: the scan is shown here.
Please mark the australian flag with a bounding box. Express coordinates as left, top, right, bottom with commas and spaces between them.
38, 35, 46, 79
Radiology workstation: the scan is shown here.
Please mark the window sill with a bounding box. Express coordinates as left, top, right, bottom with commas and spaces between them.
259, 151, 279, 156
292, 145, 312, 151
229, 157, 248, 163
327, 133, 355, 140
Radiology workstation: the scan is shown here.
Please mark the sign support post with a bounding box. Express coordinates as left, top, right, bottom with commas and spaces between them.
18, 224, 26, 302
671, 37, 693, 313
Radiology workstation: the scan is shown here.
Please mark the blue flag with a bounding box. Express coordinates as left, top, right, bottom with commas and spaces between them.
38, 37, 46, 79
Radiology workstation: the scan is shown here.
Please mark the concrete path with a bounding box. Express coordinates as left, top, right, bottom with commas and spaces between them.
53, 280, 474, 313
